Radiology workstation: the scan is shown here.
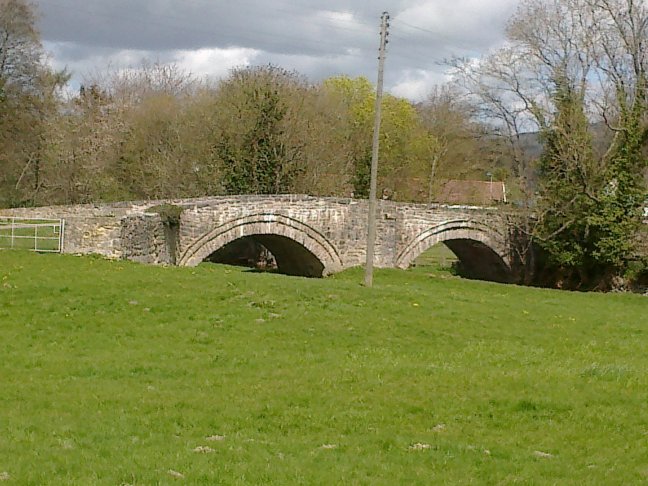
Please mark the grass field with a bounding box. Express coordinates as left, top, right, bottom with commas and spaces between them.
413, 243, 458, 270
0, 250, 646, 485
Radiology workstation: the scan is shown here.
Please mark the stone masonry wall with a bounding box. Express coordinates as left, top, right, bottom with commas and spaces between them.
0, 200, 175, 261
120, 214, 173, 265
177, 196, 380, 270
0, 203, 131, 258
175, 195, 509, 271
0, 195, 512, 273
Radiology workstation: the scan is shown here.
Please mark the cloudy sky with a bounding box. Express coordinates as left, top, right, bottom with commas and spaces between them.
34, 0, 518, 101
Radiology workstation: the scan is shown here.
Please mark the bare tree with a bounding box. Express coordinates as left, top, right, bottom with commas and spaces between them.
0, 0, 41, 94
417, 84, 496, 201
0, 0, 68, 207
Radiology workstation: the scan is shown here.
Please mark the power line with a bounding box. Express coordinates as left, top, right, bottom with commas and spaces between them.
391, 17, 476, 48
393, 18, 439, 36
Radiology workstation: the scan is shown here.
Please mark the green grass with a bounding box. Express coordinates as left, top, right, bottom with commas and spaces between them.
413, 243, 458, 270
0, 251, 646, 485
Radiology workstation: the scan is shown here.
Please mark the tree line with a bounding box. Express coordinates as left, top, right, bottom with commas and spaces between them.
1, 0, 646, 289
0, 1, 493, 208
1, 67, 493, 206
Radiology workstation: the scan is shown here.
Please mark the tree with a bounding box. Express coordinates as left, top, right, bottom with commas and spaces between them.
76, 62, 205, 201
0, 0, 67, 207
451, 0, 648, 288
40, 84, 127, 204
417, 85, 495, 201
585, 0, 648, 279
0, 0, 41, 98
323, 76, 435, 201
214, 66, 307, 195
536, 81, 600, 282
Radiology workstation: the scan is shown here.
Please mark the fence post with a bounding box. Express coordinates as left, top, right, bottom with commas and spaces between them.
60, 219, 65, 253
11, 218, 15, 249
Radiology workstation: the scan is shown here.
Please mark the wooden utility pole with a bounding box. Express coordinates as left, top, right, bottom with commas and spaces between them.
364, 11, 390, 288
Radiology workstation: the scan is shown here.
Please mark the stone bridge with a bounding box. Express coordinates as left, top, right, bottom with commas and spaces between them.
0, 195, 520, 282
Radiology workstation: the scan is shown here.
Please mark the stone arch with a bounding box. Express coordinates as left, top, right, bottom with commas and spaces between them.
396, 220, 511, 282
178, 213, 343, 277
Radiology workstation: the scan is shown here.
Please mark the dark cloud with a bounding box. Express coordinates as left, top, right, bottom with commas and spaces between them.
38, 0, 376, 54
35, 0, 518, 99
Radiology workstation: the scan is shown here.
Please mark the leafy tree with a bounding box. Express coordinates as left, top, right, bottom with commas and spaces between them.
536, 81, 600, 282
215, 66, 305, 195
37, 84, 129, 204
323, 76, 435, 200
74, 62, 205, 201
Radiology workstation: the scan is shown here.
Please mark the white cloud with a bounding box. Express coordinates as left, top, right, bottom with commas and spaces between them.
390, 69, 451, 101
171, 47, 260, 79
45, 41, 154, 80
45, 41, 260, 84
316, 10, 355, 24
396, 0, 518, 47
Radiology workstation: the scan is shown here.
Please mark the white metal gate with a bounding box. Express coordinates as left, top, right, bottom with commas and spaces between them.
0, 217, 65, 253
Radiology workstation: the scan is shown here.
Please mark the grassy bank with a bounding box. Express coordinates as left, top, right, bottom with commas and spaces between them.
0, 251, 646, 484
